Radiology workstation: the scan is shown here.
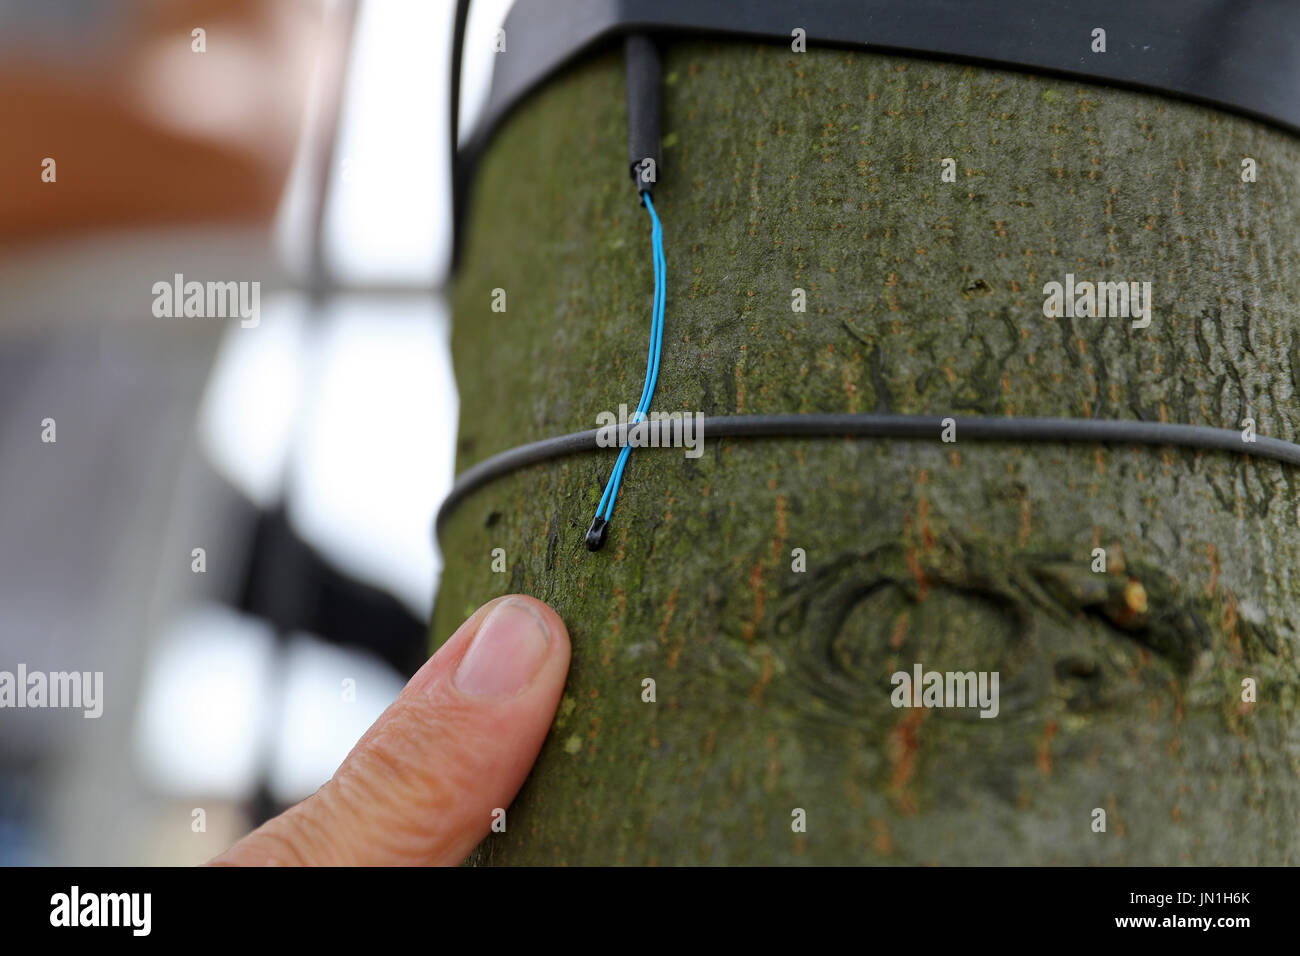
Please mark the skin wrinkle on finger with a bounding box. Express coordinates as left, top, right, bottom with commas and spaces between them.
323, 769, 455, 866
373, 683, 566, 863
233, 826, 310, 868
329, 718, 475, 861
229, 789, 342, 867
286, 786, 355, 865
322, 701, 524, 864
329, 725, 485, 862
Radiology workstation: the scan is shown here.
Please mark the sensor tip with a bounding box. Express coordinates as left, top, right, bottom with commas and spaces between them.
585, 516, 608, 551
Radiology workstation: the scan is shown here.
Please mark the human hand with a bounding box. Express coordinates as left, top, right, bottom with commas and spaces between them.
209, 595, 570, 866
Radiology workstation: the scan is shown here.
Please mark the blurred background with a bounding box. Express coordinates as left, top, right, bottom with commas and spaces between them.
0, 0, 512, 864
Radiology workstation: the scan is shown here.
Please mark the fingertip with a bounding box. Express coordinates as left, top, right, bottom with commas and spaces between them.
505, 595, 572, 701
499, 594, 571, 659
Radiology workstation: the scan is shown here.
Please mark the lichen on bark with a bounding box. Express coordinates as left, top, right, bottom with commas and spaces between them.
436, 42, 1300, 864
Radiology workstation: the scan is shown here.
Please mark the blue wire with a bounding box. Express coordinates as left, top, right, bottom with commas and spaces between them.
601, 201, 665, 519
596, 207, 661, 520
592, 193, 666, 530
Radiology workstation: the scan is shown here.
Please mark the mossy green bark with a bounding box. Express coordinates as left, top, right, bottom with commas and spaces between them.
436, 42, 1300, 864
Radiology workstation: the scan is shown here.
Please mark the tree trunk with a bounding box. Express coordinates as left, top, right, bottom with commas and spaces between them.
435, 41, 1300, 864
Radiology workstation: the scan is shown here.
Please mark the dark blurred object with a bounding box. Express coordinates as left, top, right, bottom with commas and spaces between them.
238, 505, 429, 676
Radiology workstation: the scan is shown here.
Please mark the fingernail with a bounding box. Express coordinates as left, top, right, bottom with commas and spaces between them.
454, 598, 551, 698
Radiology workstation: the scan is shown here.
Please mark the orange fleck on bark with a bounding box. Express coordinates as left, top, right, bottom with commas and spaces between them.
742, 560, 766, 641
750, 650, 775, 702
889, 611, 909, 649
872, 818, 894, 855
906, 555, 928, 600
889, 708, 928, 813
659, 587, 679, 645
1036, 719, 1058, 775
919, 496, 935, 550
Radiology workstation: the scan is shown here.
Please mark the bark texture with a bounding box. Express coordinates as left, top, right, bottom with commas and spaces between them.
436, 41, 1300, 864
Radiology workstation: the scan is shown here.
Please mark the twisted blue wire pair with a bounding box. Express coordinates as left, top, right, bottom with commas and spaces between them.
586, 192, 665, 550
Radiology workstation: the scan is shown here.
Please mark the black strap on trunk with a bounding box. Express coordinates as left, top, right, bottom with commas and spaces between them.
450, 0, 1300, 271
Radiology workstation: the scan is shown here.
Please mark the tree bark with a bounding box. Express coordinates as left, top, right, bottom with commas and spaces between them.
436, 41, 1300, 864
